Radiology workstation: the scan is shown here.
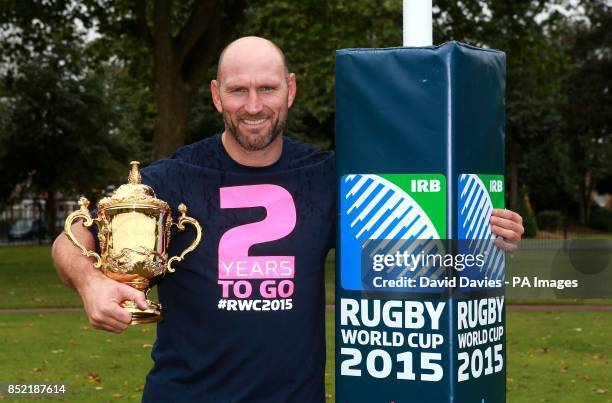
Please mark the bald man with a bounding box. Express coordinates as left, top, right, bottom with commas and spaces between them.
52, 36, 524, 402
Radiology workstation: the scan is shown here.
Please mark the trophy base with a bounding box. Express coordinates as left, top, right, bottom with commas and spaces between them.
121, 300, 163, 324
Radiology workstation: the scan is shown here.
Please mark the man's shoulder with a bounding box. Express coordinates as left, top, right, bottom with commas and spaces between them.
172, 134, 222, 166
138, 135, 221, 186
284, 137, 335, 170
284, 136, 323, 155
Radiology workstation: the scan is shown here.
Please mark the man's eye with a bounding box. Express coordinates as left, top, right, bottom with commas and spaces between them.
231, 88, 247, 93
259, 87, 276, 93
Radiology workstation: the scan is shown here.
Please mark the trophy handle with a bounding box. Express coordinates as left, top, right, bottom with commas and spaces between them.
64, 197, 102, 269
167, 203, 203, 273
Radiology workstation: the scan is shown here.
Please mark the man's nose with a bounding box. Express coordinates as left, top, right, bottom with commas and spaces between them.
244, 89, 263, 115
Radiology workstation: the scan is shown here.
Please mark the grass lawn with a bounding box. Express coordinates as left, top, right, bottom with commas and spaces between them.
0, 246, 81, 308
1, 311, 609, 402
505, 312, 611, 402
1, 245, 611, 402
0, 312, 156, 401
325, 249, 335, 306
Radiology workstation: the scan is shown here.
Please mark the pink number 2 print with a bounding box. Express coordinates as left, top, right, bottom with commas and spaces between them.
218, 184, 297, 280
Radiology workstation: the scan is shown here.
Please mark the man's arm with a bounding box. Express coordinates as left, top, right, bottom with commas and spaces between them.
52, 224, 148, 333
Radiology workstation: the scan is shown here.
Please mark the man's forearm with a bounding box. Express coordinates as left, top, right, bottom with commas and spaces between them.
51, 225, 106, 293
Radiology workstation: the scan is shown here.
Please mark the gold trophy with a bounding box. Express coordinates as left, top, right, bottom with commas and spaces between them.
64, 161, 202, 324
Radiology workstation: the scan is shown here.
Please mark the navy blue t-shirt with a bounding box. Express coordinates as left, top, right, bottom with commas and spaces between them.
139, 134, 335, 402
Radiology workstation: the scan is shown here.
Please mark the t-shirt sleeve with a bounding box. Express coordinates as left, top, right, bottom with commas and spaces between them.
140, 160, 176, 204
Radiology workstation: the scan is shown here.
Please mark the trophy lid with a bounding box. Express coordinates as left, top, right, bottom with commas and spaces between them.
98, 161, 169, 210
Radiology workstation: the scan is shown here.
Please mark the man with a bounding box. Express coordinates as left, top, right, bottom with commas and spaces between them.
52, 36, 524, 402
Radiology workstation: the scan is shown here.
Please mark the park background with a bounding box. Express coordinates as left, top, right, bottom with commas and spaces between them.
0, 0, 610, 402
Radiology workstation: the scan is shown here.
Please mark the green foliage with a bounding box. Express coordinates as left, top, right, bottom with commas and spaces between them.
1, 0, 611, 226
0, 0, 151, 215
0, 0, 96, 74
589, 204, 612, 232
538, 210, 563, 231
517, 187, 538, 237
231, 0, 405, 148
521, 140, 575, 215
560, 1, 612, 224
101, 61, 156, 165
184, 66, 223, 144
1, 48, 131, 190
0, 37, 137, 234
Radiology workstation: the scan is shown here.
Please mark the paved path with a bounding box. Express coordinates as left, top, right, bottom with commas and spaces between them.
0, 307, 83, 313
1, 305, 611, 314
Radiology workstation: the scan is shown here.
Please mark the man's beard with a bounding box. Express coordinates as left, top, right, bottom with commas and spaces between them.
224, 112, 285, 151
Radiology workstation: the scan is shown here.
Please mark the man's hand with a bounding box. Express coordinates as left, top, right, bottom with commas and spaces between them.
490, 209, 524, 252
79, 274, 149, 333
52, 226, 148, 333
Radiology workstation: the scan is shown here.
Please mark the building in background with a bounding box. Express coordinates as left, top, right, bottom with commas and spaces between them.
0, 193, 79, 243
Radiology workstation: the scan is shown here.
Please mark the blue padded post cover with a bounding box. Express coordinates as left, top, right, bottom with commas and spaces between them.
335, 41, 506, 402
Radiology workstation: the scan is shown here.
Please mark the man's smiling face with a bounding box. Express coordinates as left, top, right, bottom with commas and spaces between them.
211, 37, 296, 151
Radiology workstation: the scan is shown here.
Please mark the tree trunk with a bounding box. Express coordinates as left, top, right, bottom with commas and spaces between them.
151, 0, 190, 161
152, 75, 194, 160
148, 0, 245, 160
580, 170, 592, 225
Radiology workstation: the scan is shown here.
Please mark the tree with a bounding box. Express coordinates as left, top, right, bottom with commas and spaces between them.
2, 0, 249, 160
235, 0, 404, 148
0, 40, 131, 235
3, 0, 607, 229
561, 0, 612, 223
241, 0, 570, 209
84, 0, 248, 159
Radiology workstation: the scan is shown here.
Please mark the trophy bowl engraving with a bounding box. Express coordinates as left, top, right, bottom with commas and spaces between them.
103, 207, 169, 283
64, 162, 202, 324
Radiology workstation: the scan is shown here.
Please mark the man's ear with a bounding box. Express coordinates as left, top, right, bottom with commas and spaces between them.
287, 73, 297, 109
211, 80, 223, 113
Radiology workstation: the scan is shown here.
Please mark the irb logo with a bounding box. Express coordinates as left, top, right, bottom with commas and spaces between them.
410, 179, 441, 192
489, 180, 503, 192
